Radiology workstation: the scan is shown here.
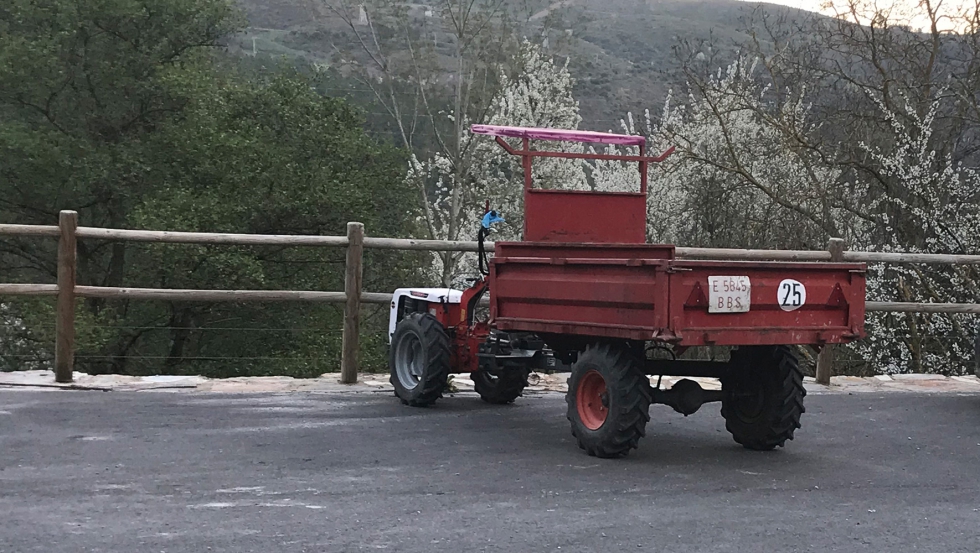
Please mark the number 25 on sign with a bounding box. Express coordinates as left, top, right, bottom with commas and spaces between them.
708, 276, 751, 313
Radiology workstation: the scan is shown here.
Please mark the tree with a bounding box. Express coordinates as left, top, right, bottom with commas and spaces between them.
0, 0, 417, 376
0, 0, 243, 373
852, 88, 980, 374
750, 0, 980, 374
637, 56, 847, 248
401, 39, 602, 284
0, 303, 42, 371
323, 0, 527, 285
0, 0, 243, 294
322, 1, 607, 284
113, 71, 414, 377
628, 1, 980, 374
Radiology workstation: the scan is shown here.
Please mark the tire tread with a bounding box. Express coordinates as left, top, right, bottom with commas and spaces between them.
566, 344, 651, 458
721, 345, 805, 450
389, 313, 451, 407
474, 370, 529, 404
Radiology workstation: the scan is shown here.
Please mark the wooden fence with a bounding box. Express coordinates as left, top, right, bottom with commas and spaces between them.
2, 210, 980, 386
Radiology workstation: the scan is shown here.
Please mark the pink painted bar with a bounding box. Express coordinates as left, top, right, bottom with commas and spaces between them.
470, 124, 646, 146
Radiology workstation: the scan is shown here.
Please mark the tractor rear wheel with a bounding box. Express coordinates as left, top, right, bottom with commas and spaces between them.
389, 313, 451, 407
566, 344, 652, 458
473, 369, 528, 404
721, 345, 805, 450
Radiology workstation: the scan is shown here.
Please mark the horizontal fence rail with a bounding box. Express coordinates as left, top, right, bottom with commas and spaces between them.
76, 226, 350, 247
841, 251, 980, 265
39, 225, 980, 263
0, 224, 60, 237
2, 210, 979, 385
866, 302, 980, 314
74, 286, 349, 303
71, 288, 449, 305
0, 284, 59, 296
675, 247, 832, 261
362, 237, 486, 252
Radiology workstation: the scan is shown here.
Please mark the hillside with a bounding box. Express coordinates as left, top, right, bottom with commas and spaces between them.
231, 0, 831, 129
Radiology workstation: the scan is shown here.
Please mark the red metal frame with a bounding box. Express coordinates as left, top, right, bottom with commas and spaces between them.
468, 124, 867, 349
472, 124, 675, 244
491, 242, 674, 338
451, 279, 490, 373
665, 260, 866, 346
416, 279, 491, 374
490, 243, 867, 347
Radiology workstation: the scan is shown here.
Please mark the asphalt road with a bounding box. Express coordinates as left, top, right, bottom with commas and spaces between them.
2, 389, 979, 553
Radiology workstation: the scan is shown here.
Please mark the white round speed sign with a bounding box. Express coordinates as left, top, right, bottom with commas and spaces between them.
778, 279, 806, 312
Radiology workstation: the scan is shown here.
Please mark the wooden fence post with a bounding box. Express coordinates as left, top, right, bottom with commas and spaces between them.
55, 210, 78, 383
815, 237, 846, 385
340, 222, 364, 384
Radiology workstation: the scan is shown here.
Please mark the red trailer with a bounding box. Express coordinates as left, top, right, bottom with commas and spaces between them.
388, 125, 866, 458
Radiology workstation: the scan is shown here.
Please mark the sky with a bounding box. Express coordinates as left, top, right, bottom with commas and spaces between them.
743, 0, 976, 32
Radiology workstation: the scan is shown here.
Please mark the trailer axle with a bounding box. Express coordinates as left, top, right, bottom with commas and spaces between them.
651, 379, 724, 416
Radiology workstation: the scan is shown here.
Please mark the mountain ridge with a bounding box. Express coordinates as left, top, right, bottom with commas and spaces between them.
233, 0, 834, 129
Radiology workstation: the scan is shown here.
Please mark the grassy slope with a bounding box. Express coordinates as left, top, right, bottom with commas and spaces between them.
232, 0, 826, 128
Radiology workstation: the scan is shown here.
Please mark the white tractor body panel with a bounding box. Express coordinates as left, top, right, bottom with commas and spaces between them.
388, 288, 463, 342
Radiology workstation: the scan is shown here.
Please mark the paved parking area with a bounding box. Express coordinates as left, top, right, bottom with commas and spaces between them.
2, 389, 979, 552
3, 369, 980, 394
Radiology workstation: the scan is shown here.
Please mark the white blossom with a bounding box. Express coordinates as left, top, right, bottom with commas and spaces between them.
634, 58, 977, 374
410, 40, 588, 283
0, 303, 47, 371
852, 87, 980, 374
637, 57, 845, 247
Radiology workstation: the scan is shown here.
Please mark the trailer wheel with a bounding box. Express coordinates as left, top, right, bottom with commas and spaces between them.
566, 344, 651, 458
473, 369, 528, 404
721, 345, 805, 450
389, 313, 451, 407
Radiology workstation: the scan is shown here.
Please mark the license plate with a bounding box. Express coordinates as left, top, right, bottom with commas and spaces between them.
707, 276, 751, 313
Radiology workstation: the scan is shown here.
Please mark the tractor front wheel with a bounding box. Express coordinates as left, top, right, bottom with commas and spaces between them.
566, 344, 652, 458
389, 313, 451, 407
721, 345, 805, 450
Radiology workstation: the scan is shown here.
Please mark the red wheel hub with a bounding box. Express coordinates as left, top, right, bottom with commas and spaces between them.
576, 369, 609, 430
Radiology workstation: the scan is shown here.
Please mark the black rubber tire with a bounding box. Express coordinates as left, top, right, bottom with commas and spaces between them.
721, 345, 805, 451
473, 369, 528, 404
389, 313, 451, 407
566, 344, 652, 458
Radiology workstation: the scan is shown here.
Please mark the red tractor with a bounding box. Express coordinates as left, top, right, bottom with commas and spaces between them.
388, 125, 866, 458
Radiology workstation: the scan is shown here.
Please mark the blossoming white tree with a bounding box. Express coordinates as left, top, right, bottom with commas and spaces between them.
617, 57, 848, 248
853, 90, 980, 373
412, 40, 588, 284
0, 303, 46, 371
326, 0, 520, 287
626, 52, 978, 374
343, 0, 980, 374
